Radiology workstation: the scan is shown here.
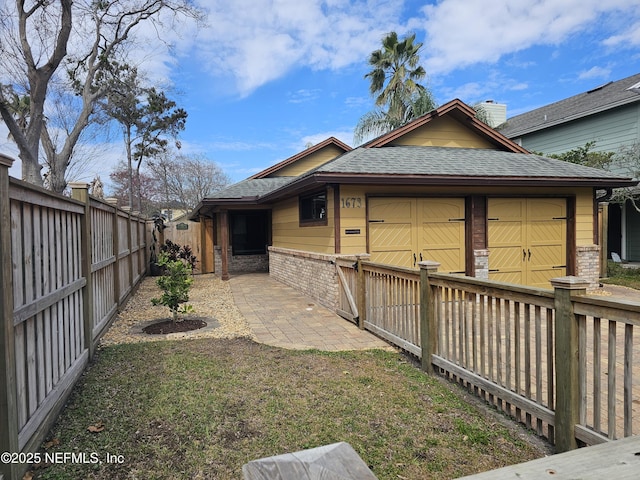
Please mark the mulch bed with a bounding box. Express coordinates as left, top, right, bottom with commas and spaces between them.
143, 318, 207, 335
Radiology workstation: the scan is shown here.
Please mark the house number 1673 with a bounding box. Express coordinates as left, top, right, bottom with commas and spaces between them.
341, 197, 362, 208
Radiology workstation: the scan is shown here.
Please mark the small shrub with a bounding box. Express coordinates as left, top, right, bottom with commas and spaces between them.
151, 252, 194, 323
160, 240, 197, 271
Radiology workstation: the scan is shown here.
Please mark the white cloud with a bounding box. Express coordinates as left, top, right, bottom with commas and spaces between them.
299, 130, 354, 150
578, 66, 612, 80
191, 0, 408, 96
417, 0, 640, 75
603, 21, 640, 48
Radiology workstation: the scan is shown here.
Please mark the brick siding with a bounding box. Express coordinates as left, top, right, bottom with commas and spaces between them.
576, 244, 601, 290
214, 246, 269, 274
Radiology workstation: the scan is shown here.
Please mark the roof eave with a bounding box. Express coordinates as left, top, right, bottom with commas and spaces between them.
255, 173, 638, 202
364, 99, 529, 153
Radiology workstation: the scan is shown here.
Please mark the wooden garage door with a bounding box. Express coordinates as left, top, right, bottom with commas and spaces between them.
369, 198, 465, 272
488, 198, 566, 288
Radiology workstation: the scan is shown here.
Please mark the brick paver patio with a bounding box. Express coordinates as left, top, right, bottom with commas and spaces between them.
229, 273, 392, 351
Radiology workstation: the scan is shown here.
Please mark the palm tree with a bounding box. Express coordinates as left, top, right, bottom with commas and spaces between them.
354, 32, 436, 144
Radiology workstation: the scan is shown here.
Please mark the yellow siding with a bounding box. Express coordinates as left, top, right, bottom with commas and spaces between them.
338, 185, 368, 254
271, 145, 345, 177
388, 116, 495, 149
575, 190, 594, 245
270, 184, 595, 259
272, 192, 335, 254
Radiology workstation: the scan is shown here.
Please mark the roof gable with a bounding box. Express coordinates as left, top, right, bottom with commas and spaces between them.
499, 72, 640, 138
251, 137, 351, 179
364, 99, 528, 153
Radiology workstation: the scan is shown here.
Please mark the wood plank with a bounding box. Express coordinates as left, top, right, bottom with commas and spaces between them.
624, 324, 633, 437
364, 322, 421, 357
11, 200, 24, 308
12, 278, 87, 326
456, 435, 640, 479
573, 296, 640, 326
26, 318, 37, 416
15, 322, 27, 429
17, 351, 88, 451
432, 355, 555, 424
607, 320, 616, 439
8, 180, 84, 214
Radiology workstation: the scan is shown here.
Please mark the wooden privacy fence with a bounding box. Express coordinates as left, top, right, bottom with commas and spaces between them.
0, 155, 149, 480
337, 257, 640, 453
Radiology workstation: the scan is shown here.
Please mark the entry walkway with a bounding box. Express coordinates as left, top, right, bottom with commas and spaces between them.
229, 273, 391, 351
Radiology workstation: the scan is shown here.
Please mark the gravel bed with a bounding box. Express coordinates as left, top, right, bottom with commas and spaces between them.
100, 274, 255, 346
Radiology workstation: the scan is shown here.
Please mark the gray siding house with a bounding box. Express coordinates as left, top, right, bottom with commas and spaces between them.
499, 73, 640, 262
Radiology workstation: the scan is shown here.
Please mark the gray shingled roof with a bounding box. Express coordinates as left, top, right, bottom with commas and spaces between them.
315, 146, 630, 180
205, 146, 634, 203
498, 73, 640, 138
207, 177, 295, 199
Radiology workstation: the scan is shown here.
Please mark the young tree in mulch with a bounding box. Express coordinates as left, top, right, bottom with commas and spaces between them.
151, 251, 194, 324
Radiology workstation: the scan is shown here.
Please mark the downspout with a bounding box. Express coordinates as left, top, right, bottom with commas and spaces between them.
596, 188, 613, 203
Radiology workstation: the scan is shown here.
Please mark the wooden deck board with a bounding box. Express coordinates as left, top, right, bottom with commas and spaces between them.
457, 435, 640, 479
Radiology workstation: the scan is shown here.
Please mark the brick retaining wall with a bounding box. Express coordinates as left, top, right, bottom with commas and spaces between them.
268, 247, 347, 311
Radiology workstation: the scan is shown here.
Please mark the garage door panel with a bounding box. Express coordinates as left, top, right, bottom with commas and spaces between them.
489, 221, 523, 246
370, 199, 414, 220
422, 247, 465, 273
421, 222, 463, 248
371, 250, 413, 269
529, 267, 566, 288
490, 245, 522, 265
421, 198, 465, 221
491, 269, 524, 285
369, 197, 465, 272
528, 199, 565, 220
488, 198, 566, 287
420, 199, 465, 273
370, 224, 413, 250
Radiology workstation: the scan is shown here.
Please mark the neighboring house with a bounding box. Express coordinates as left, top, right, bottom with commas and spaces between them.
498, 72, 640, 262
191, 99, 635, 310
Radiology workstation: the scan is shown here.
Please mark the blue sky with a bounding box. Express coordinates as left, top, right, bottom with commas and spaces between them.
3, 0, 640, 188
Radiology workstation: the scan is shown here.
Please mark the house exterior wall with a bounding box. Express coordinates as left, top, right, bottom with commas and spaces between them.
271, 190, 336, 254
512, 104, 640, 157
214, 246, 269, 273
283, 184, 597, 287
388, 116, 496, 148
270, 145, 347, 177
509, 103, 640, 261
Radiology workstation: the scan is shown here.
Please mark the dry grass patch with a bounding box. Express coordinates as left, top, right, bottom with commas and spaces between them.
33, 338, 550, 480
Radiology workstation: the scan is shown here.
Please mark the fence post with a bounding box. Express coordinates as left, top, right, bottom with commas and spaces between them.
0, 154, 19, 479
419, 261, 440, 374
551, 276, 589, 453
70, 183, 95, 359
356, 256, 366, 329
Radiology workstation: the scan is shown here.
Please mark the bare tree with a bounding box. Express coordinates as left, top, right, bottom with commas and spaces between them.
0, 0, 72, 185
148, 152, 231, 211
0, 0, 202, 192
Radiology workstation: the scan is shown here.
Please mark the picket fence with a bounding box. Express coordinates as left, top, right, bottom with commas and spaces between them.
337, 257, 640, 453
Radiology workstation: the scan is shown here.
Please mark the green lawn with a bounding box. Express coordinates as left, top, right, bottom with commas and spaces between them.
601, 261, 640, 290
32, 338, 548, 480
